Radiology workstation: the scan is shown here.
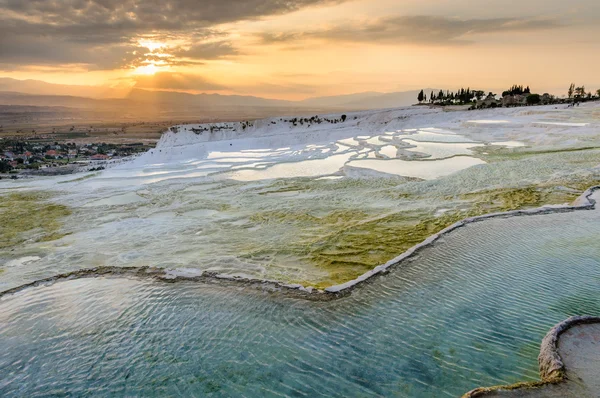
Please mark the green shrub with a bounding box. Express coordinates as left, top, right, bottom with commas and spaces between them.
527, 94, 541, 105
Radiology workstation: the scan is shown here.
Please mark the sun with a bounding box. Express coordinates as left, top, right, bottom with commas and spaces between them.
135, 63, 158, 75
139, 39, 165, 52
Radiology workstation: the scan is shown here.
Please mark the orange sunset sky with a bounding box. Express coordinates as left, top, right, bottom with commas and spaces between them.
0, 0, 598, 100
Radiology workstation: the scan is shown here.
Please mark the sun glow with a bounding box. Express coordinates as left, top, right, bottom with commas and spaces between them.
135, 63, 159, 75
139, 39, 165, 52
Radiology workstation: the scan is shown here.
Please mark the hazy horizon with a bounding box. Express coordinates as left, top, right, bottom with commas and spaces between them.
0, 76, 441, 102
0, 77, 581, 103
1, 0, 599, 101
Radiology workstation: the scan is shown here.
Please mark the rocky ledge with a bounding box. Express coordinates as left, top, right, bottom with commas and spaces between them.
1, 187, 599, 302
464, 316, 600, 397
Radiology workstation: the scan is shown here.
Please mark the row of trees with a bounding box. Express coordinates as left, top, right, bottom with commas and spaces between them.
502, 85, 531, 97
418, 83, 600, 107
282, 114, 348, 127
418, 88, 487, 105
568, 83, 600, 100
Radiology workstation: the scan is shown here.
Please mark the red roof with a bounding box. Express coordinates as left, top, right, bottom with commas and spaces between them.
46, 150, 58, 156
90, 154, 109, 160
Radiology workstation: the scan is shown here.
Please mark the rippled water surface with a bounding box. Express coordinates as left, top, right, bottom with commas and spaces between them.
2, 203, 600, 397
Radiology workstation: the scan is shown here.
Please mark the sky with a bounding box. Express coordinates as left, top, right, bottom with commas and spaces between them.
0, 0, 599, 100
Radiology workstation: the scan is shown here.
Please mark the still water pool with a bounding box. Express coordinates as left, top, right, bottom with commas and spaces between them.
1, 202, 600, 397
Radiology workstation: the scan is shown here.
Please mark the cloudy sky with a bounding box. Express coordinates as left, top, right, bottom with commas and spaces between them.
0, 0, 598, 99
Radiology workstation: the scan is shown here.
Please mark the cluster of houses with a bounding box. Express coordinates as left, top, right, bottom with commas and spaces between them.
475, 93, 557, 109
0, 141, 152, 173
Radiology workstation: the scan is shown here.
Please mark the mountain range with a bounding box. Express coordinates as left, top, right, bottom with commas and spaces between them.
0, 77, 436, 113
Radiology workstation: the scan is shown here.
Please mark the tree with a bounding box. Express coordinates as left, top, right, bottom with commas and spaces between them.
341, 114, 347, 122
574, 86, 586, 98
0, 161, 12, 173
526, 94, 541, 105
568, 83, 575, 99
503, 84, 530, 97
417, 90, 424, 103
597, 89, 600, 98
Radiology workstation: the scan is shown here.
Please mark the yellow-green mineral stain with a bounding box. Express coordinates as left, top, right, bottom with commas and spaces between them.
57, 172, 100, 184
250, 183, 593, 289
473, 145, 600, 163
0, 192, 72, 249
303, 208, 486, 289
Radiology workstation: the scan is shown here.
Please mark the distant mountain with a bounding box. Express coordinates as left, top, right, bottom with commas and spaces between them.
299, 92, 384, 107
344, 89, 439, 109
0, 78, 439, 112
0, 77, 127, 99
301, 89, 440, 110
126, 88, 437, 110
126, 89, 295, 108
0, 91, 118, 108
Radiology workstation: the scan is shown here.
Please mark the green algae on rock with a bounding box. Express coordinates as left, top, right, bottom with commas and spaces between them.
0, 192, 72, 249
247, 184, 595, 289
473, 145, 600, 163
57, 172, 100, 184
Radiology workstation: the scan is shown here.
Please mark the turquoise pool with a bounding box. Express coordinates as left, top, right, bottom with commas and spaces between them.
1, 203, 600, 397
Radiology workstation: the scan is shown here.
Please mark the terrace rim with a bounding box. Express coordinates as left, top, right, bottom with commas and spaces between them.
1, 185, 598, 301
463, 316, 600, 397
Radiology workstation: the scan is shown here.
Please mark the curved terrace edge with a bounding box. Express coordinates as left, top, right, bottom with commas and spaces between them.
463, 315, 600, 397
0, 186, 598, 301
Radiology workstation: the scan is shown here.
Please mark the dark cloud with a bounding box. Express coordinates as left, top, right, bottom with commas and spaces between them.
174, 42, 239, 59
0, 0, 344, 30
133, 72, 225, 91
0, 31, 145, 70
0, 0, 344, 69
260, 15, 563, 46
0, 1, 566, 71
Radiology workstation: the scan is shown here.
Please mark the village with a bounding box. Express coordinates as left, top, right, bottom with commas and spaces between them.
0, 139, 154, 178
417, 84, 600, 109
3, 84, 598, 180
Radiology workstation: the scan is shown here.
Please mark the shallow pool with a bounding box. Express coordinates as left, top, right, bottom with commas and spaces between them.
2, 202, 599, 397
